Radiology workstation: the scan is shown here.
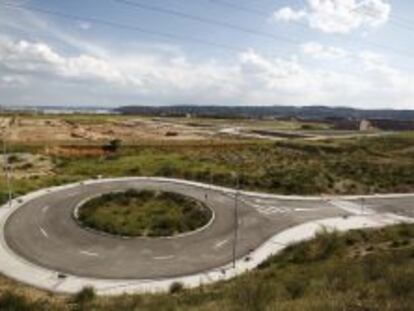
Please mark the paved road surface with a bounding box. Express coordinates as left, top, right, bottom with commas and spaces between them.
1, 178, 413, 292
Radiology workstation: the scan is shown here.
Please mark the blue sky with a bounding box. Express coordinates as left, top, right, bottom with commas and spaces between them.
1, 0, 414, 109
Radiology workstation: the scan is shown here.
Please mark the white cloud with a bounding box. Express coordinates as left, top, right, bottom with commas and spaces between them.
301, 42, 349, 59
273, 7, 307, 22
1, 1, 411, 109
0, 38, 124, 83
0, 36, 243, 105
1, 74, 27, 86
300, 41, 396, 72
0, 7, 108, 57
77, 21, 91, 30
272, 0, 391, 34
1, 35, 414, 109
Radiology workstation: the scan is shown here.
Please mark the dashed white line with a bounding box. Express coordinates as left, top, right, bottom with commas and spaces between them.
294, 208, 316, 212
42, 206, 50, 213
215, 238, 230, 249
256, 206, 290, 215
154, 255, 175, 260
39, 227, 49, 238
80, 250, 99, 257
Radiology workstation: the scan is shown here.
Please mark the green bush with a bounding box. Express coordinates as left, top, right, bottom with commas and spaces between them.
73, 286, 96, 305
169, 282, 184, 294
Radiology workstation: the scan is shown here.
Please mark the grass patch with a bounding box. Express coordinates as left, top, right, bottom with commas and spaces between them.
3, 132, 414, 205
49, 132, 414, 196
78, 189, 212, 237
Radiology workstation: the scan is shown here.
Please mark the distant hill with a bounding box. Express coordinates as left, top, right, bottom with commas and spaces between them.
115, 106, 414, 121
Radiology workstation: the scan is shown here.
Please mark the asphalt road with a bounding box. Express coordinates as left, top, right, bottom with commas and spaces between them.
4, 179, 413, 280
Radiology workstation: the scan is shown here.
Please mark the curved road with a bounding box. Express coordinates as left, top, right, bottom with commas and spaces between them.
1, 177, 413, 293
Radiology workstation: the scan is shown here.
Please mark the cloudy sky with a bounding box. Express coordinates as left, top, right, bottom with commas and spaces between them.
1, 0, 414, 109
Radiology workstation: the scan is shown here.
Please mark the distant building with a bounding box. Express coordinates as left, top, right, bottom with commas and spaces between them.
359, 119, 375, 131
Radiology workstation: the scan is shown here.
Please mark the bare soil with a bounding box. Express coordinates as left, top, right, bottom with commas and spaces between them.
0, 116, 212, 145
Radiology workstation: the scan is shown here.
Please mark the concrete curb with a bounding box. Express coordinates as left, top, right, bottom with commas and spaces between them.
1, 177, 413, 296
82, 177, 414, 200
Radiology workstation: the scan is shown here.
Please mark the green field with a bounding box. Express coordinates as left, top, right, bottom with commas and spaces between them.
3, 132, 414, 205
1, 223, 413, 310
78, 190, 211, 237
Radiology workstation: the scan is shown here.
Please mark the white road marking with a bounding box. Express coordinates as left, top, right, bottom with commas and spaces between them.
66, 191, 80, 198
42, 206, 50, 213
255, 206, 290, 215
330, 200, 375, 215
241, 197, 296, 215
257, 206, 273, 213
294, 208, 316, 212
80, 250, 99, 257
215, 238, 230, 249
39, 227, 49, 238
154, 255, 175, 260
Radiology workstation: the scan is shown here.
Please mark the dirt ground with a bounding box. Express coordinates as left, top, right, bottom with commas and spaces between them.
0, 115, 369, 146
0, 153, 54, 179
0, 116, 214, 144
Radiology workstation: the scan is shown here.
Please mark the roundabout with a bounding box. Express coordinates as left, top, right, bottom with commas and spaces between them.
0, 177, 413, 295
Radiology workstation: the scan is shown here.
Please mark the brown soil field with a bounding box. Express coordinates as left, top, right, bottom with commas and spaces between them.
0, 116, 214, 145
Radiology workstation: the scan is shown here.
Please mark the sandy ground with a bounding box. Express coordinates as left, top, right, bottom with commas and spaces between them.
0, 116, 214, 144
0, 153, 54, 179
0, 115, 373, 146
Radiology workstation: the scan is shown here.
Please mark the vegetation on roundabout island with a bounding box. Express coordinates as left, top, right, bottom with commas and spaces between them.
77, 189, 212, 237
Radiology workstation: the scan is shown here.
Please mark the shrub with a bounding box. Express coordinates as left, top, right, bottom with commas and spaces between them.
169, 282, 184, 294
0, 291, 45, 311
362, 256, 388, 281
312, 229, 343, 261
387, 269, 414, 298
102, 138, 122, 153
73, 286, 96, 305
284, 276, 306, 300
19, 163, 34, 170
7, 154, 21, 164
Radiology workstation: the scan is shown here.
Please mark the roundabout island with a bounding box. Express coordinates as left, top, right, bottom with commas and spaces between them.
0, 177, 413, 295
75, 189, 213, 238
